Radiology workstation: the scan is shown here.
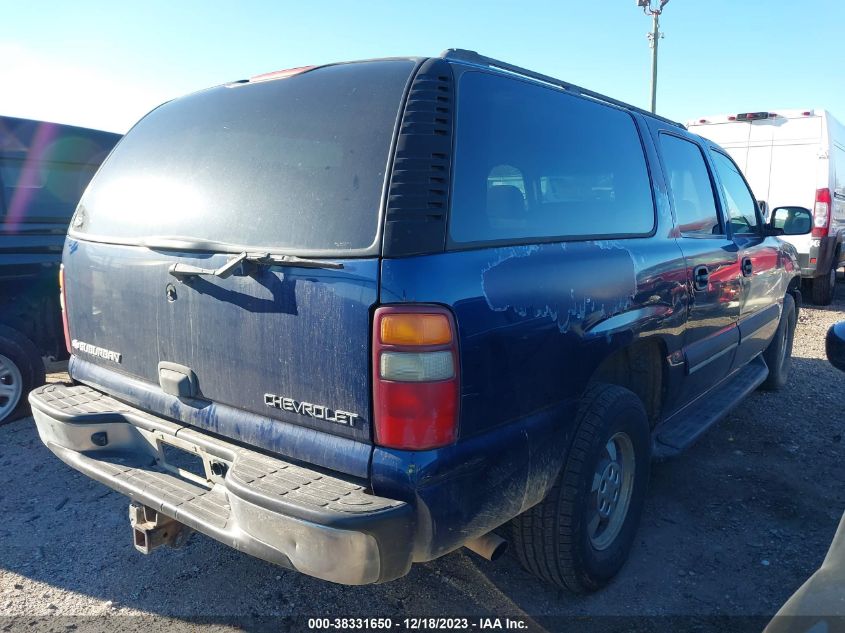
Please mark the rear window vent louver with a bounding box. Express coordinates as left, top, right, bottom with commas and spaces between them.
383, 59, 455, 257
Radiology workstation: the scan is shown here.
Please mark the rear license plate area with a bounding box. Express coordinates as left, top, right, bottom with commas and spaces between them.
161, 443, 206, 480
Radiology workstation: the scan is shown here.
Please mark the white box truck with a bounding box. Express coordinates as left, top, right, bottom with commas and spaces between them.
688, 109, 845, 304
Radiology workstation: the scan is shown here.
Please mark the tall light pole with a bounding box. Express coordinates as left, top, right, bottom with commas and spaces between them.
637, 0, 669, 113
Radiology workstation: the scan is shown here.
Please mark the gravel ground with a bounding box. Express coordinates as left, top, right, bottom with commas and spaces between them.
1, 285, 844, 631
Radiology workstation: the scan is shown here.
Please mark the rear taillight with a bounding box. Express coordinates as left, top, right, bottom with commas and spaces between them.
812, 188, 832, 238
373, 305, 459, 450
59, 264, 71, 353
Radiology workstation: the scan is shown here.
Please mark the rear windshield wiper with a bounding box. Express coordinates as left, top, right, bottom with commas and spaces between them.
168, 251, 343, 279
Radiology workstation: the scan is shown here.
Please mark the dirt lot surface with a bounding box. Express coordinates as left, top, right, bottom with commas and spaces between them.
2, 286, 844, 632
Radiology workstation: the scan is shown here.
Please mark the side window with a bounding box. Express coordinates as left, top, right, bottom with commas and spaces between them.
835, 145, 845, 203
449, 72, 655, 244
0, 158, 98, 222
710, 150, 759, 235
658, 134, 722, 236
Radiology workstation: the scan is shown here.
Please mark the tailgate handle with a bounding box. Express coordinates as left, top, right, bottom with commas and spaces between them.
158, 362, 199, 399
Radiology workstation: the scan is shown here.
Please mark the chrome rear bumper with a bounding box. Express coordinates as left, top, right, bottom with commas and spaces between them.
29, 383, 414, 585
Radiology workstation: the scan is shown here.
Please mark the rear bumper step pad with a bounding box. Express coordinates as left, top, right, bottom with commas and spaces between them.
29, 383, 414, 585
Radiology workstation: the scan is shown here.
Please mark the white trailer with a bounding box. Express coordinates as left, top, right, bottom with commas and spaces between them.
688, 109, 845, 304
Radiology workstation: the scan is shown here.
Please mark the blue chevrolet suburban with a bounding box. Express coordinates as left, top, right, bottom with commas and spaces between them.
29, 50, 804, 592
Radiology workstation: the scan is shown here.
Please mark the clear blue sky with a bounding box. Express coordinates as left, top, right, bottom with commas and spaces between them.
3, 0, 844, 133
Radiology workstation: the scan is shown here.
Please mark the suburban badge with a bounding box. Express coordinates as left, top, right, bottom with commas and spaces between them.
71, 339, 122, 363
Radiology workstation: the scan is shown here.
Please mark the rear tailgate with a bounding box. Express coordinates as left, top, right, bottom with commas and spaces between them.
64, 240, 377, 445
62, 60, 419, 471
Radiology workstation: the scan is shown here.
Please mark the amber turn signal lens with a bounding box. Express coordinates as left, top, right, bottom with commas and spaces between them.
380, 313, 452, 346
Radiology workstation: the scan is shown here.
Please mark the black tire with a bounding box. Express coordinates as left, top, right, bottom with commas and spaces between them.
0, 325, 46, 425
760, 294, 797, 391
509, 383, 650, 593
811, 265, 836, 306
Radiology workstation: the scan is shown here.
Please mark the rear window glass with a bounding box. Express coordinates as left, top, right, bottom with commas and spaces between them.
74, 60, 415, 252
449, 72, 655, 245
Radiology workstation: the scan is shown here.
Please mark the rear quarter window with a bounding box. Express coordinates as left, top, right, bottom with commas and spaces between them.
449, 71, 655, 246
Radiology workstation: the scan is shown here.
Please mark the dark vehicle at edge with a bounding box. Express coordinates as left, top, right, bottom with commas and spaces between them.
0, 116, 120, 423
29, 51, 805, 591
766, 324, 845, 631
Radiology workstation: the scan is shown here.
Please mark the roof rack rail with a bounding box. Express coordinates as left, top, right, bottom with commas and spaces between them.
440, 49, 684, 129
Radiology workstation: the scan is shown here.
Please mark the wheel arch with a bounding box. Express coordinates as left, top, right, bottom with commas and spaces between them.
586, 336, 668, 428
787, 274, 802, 320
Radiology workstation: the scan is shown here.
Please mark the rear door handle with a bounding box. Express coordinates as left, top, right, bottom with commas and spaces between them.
693, 265, 710, 291
741, 257, 753, 277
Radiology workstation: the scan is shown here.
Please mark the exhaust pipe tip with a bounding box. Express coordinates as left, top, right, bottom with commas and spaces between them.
464, 532, 508, 562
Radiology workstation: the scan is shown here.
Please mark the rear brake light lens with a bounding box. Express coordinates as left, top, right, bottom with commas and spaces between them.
59, 264, 71, 353
737, 112, 769, 121
373, 306, 459, 450
813, 188, 832, 237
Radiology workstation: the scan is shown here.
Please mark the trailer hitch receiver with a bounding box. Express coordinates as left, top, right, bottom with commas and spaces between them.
129, 503, 192, 554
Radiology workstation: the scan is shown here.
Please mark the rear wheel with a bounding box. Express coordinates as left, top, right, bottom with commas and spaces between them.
760, 294, 797, 391
510, 383, 650, 593
811, 265, 836, 306
0, 326, 46, 425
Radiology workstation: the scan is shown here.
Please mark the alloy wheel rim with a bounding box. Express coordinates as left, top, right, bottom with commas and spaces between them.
588, 431, 636, 551
0, 354, 23, 422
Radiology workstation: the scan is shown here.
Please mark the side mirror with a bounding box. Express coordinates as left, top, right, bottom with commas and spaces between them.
770, 206, 813, 236
826, 322, 845, 372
